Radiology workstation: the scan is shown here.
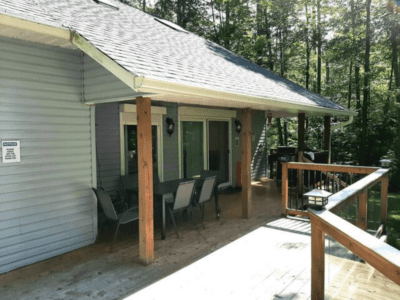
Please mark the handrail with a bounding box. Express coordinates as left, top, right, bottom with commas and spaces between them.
282, 162, 380, 216
308, 168, 394, 299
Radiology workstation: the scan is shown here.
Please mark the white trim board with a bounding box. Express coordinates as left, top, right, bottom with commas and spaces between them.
178, 106, 236, 118
178, 106, 234, 187
119, 104, 165, 181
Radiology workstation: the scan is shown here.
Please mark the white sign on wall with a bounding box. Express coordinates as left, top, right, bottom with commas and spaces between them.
2, 141, 21, 163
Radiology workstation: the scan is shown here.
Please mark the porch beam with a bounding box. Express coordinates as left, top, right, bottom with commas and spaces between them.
241, 108, 252, 219
324, 116, 331, 163
298, 113, 305, 195
136, 96, 154, 264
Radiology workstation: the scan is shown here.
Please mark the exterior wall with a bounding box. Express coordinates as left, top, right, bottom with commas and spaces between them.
95, 103, 121, 192
231, 110, 267, 185
0, 37, 96, 273
251, 110, 268, 180
161, 103, 179, 181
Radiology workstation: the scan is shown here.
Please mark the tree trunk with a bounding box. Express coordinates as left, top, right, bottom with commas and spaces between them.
305, 3, 311, 89
316, 0, 322, 94
355, 63, 361, 110
277, 118, 284, 146
143, 0, 146, 12
348, 60, 353, 109
284, 119, 288, 146
360, 0, 371, 166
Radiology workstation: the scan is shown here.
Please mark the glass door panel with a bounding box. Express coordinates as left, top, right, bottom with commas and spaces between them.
126, 125, 158, 175
208, 121, 229, 184
181, 121, 204, 178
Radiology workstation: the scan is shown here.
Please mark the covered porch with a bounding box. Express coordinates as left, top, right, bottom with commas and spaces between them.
1, 179, 399, 300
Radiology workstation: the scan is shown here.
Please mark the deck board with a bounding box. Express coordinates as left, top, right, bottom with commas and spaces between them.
0, 180, 399, 300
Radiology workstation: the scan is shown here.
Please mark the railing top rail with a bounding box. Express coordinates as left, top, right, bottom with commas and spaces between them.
284, 162, 379, 174
325, 168, 389, 212
309, 208, 400, 286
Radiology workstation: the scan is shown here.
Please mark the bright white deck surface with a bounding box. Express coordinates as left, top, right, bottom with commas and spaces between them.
125, 218, 400, 300
126, 218, 313, 300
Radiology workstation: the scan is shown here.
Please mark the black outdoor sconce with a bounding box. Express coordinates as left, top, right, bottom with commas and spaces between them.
166, 117, 175, 136
235, 120, 242, 133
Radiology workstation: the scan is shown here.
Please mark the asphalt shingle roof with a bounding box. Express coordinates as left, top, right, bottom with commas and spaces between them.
1, 0, 350, 113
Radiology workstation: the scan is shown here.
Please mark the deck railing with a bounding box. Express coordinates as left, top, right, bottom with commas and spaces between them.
281, 162, 380, 218
282, 164, 399, 299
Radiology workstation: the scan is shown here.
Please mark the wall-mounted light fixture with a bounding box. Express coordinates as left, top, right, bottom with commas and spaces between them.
235, 120, 242, 133
166, 117, 175, 136
267, 111, 273, 126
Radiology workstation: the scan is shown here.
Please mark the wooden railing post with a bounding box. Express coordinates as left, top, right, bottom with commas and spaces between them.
311, 223, 325, 300
357, 188, 368, 230
282, 162, 288, 216
381, 174, 389, 224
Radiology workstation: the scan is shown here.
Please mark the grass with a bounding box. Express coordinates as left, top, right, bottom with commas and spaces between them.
335, 186, 400, 250
387, 193, 400, 250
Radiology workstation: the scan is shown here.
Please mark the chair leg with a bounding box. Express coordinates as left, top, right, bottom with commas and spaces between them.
168, 208, 179, 238
110, 222, 121, 253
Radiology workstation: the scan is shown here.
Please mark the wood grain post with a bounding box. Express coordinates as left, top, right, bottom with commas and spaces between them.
282, 162, 288, 216
357, 188, 368, 230
381, 175, 389, 224
298, 113, 305, 195
311, 223, 325, 300
324, 116, 331, 164
241, 108, 252, 219
136, 97, 154, 264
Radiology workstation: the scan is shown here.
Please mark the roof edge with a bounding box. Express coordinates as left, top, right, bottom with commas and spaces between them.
70, 32, 140, 92
138, 77, 358, 117
0, 13, 71, 40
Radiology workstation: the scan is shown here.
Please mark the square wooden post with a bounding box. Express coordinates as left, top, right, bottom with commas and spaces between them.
281, 162, 288, 216
311, 224, 325, 300
357, 188, 368, 230
241, 108, 252, 219
381, 175, 389, 224
136, 97, 154, 264
298, 113, 305, 195
324, 116, 331, 163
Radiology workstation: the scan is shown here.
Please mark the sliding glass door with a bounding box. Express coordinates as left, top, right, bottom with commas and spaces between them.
208, 121, 230, 184
181, 121, 204, 178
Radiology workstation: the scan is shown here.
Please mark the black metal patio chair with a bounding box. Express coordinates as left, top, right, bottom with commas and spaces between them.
93, 188, 139, 253
167, 180, 197, 238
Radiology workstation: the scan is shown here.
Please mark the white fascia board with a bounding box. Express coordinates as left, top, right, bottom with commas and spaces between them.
0, 13, 71, 40
139, 77, 357, 117
70, 32, 142, 92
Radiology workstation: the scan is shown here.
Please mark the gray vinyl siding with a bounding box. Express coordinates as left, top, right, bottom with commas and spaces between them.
231, 110, 267, 185
162, 103, 179, 181
0, 37, 95, 274
84, 55, 139, 193
95, 103, 121, 192
82, 54, 138, 102
251, 110, 267, 180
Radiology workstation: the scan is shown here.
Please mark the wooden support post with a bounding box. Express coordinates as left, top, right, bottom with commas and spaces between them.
241, 108, 252, 219
282, 162, 288, 216
357, 188, 368, 230
381, 175, 389, 224
298, 113, 305, 195
311, 224, 325, 300
136, 97, 154, 264
324, 116, 331, 163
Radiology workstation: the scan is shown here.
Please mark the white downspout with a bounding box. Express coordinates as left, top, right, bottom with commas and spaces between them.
331, 116, 354, 130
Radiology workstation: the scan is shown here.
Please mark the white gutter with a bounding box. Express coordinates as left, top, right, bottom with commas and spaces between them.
139, 77, 358, 117
332, 116, 355, 130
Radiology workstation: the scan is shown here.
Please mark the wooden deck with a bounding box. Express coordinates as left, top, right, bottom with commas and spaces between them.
0, 180, 398, 300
